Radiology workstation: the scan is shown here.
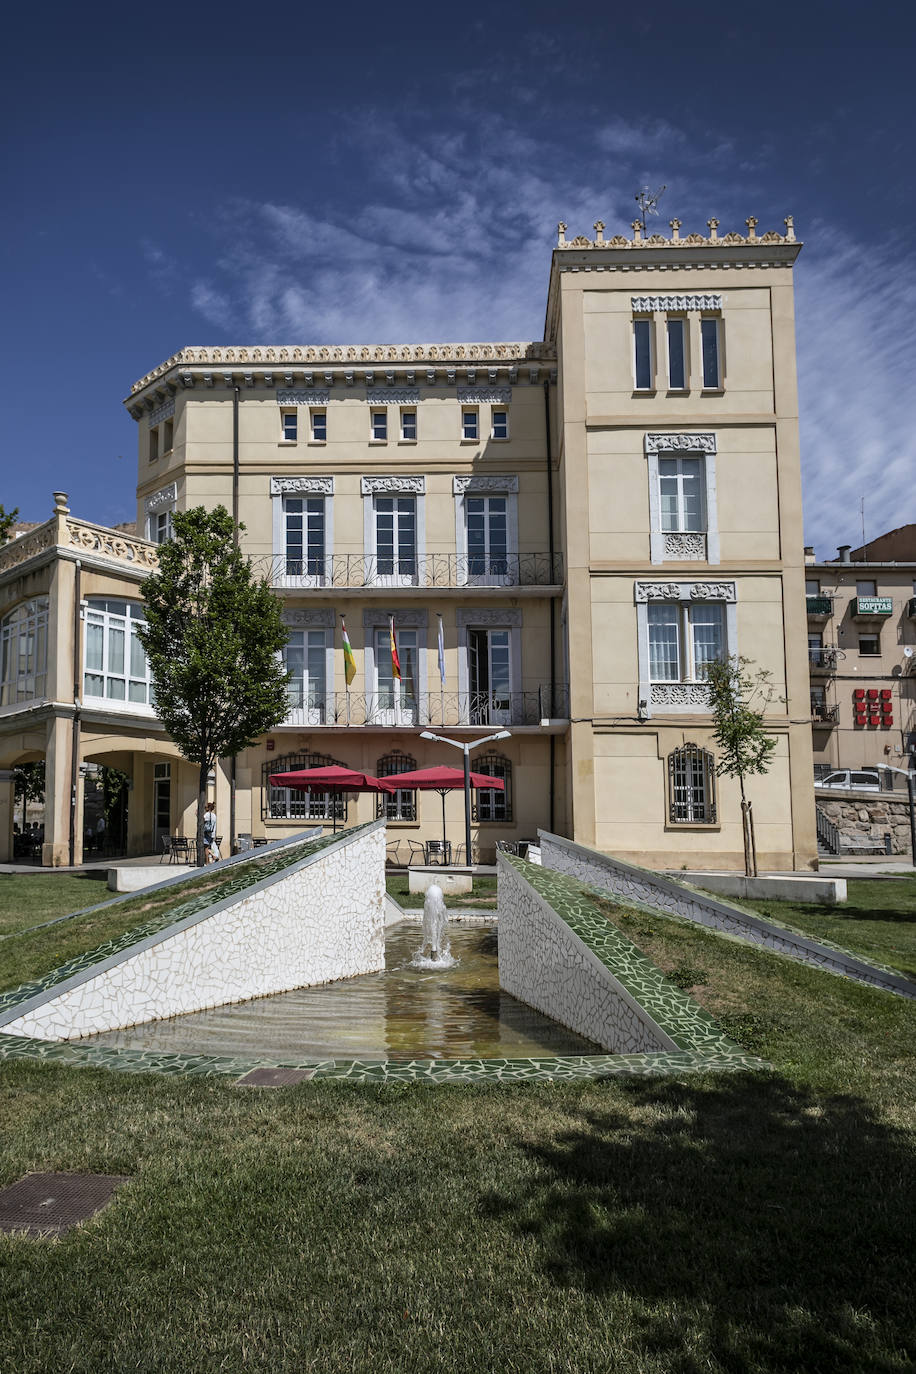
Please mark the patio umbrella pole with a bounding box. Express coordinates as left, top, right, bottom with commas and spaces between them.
439, 788, 448, 852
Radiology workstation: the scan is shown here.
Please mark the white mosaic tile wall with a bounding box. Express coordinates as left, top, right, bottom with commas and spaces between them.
497, 859, 677, 1055
5, 825, 387, 1042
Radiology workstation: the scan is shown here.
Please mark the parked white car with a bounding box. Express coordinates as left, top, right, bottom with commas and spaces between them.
816, 769, 881, 792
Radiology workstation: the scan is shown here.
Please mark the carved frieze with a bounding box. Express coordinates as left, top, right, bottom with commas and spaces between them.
65, 521, 159, 568
0, 523, 56, 574
360, 476, 425, 495
362, 609, 428, 629
645, 432, 717, 454
689, 582, 737, 602
663, 533, 707, 561
282, 608, 335, 628
456, 387, 512, 405
650, 683, 712, 709
276, 390, 330, 407
452, 475, 519, 495
634, 580, 736, 603
634, 582, 684, 603
456, 608, 522, 628
270, 476, 334, 496
147, 398, 175, 428
144, 483, 178, 513
365, 389, 419, 405
631, 294, 722, 313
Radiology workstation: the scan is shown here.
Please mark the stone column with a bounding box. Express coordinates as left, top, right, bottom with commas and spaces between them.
42, 714, 72, 867
0, 770, 15, 863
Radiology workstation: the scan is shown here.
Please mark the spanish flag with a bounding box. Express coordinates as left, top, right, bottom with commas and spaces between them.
389, 615, 401, 681
341, 617, 356, 687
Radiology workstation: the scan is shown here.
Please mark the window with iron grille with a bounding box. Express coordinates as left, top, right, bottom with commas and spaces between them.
667, 744, 717, 823
375, 751, 417, 820
262, 750, 347, 821
471, 751, 512, 822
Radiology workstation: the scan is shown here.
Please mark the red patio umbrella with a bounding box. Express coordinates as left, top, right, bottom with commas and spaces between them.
378, 765, 504, 852
268, 765, 396, 832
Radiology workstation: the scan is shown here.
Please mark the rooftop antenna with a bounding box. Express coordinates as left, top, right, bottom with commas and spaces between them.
860, 495, 867, 558
634, 184, 666, 234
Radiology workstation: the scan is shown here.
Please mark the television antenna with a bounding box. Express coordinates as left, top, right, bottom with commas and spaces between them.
634, 185, 666, 234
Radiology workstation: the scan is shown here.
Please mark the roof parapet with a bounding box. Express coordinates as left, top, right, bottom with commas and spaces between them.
556, 215, 797, 250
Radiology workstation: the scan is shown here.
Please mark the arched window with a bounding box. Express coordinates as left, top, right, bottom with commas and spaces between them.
668, 744, 717, 823
375, 751, 417, 821
0, 597, 48, 706
261, 750, 347, 821
83, 598, 153, 707
471, 752, 512, 823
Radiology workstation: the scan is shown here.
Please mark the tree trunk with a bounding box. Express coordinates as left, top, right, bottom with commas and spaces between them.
197, 758, 209, 867
747, 799, 758, 878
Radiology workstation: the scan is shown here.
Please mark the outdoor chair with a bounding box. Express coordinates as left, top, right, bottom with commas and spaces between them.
386, 840, 404, 867
159, 835, 172, 863
407, 839, 426, 866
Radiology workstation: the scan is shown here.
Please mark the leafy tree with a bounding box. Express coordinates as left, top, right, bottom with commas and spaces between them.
704, 656, 780, 877
0, 504, 19, 545
13, 760, 44, 830
137, 506, 290, 865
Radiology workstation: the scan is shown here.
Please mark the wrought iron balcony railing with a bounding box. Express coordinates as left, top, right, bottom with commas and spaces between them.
805, 595, 834, 617
808, 647, 839, 672
810, 702, 840, 725
281, 685, 569, 728
253, 552, 564, 590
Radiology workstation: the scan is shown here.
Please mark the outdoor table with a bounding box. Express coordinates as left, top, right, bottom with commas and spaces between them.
425, 840, 452, 866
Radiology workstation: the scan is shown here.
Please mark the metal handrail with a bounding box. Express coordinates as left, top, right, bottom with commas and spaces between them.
280, 685, 570, 727
253, 551, 564, 589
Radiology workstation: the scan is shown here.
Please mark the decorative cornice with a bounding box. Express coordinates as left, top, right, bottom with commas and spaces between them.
270, 476, 334, 496
0, 523, 56, 576
452, 475, 519, 495
276, 389, 329, 407
362, 609, 428, 629
557, 216, 797, 250
282, 609, 335, 628
144, 482, 177, 513
66, 520, 159, 569
635, 580, 736, 603
360, 476, 425, 496
128, 342, 555, 398
366, 389, 420, 405
147, 398, 175, 427
645, 432, 717, 455
456, 608, 523, 627
456, 387, 512, 405
631, 294, 721, 312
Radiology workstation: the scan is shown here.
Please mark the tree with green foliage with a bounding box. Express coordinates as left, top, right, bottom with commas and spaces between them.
0, 503, 19, 545
137, 506, 290, 865
704, 656, 780, 877
13, 761, 45, 831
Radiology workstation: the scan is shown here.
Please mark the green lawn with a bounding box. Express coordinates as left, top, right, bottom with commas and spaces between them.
386, 873, 497, 910
752, 875, 916, 979
1, 876, 915, 1371
0, 874, 108, 939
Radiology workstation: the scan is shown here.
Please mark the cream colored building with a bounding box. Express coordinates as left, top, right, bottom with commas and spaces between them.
0, 213, 817, 870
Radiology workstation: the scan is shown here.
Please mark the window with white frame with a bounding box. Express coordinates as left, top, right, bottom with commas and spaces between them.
701, 317, 721, 388
667, 744, 717, 824
468, 627, 511, 725
284, 496, 325, 578
633, 318, 654, 390
83, 599, 153, 706
491, 409, 508, 440
400, 408, 417, 441
666, 318, 687, 390
648, 601, 725, 683
659, 457, 706, 533
149, 509, 173, 544
374, 496, 416, 580
283, 629, 327, 720
0, 597, 48, 706
310, 409, 327, 442
462, 407, 479, 441
371, 409, 388, 441
466, 496, 508, 579
281, 409, 298, 442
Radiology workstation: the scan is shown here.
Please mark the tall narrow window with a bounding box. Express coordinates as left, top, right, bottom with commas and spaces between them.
668, 745, 717, 823
149, 427, 159, 462
149, 509, 173, 544
283, 630, 327, 721
466, 496, 508, 579
701, 318, 721, 388
472, 752, 512, 822
0, 598, 49, 706
634, 319, 653, 390
666, 319, 686, 389
374, 496, 416, 581
375, 627, 418, 719
83, 599, 153, 706
658, 457, 705, 532
281, 410, 298, 441
284, 497, 325, 578
162, 418, 174, 453
376, 751, 417, 821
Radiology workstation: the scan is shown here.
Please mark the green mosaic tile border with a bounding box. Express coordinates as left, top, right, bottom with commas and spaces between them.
502, 854, 747, 1058
0, 826, 368, 1019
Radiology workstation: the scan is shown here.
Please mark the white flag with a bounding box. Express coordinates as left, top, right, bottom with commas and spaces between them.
437, 614, 446, 686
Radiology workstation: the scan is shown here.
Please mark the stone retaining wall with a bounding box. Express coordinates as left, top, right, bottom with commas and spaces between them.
815, 790, 914, 855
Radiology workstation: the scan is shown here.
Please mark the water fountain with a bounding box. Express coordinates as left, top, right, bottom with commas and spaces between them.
411, 883, 457, 969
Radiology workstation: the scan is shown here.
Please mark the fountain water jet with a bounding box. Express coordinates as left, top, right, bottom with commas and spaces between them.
411, 883, 457, 969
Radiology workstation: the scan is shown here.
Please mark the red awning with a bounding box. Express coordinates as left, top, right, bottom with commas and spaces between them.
268, 765, 395, 792
378, 765, 504, 791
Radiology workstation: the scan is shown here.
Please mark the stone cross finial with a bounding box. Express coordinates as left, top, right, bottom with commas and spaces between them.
631, 220, 642, 243
784, 214, 796, 241
593, 220, 605, 243
557, 221, 567, 246
707, 218, 719, 241
53, 491, 69, 514
745, 216, 758, 240
669, 218, 681, 242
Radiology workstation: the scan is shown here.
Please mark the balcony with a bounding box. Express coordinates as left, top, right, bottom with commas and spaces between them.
907, 597, 916, 618
810, 701, 840, 726
806, 595, 834, 618
280, 685, 569, 729
253, 552, 564, 593
808, 646, 839, 673
850, 595, 893, 619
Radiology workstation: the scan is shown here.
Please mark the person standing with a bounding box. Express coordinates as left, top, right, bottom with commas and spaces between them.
203, 801, 219, 863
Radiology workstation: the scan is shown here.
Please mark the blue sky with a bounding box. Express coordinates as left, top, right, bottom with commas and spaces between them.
3, 3, 914, 556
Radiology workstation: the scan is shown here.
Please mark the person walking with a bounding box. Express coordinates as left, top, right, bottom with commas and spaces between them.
203, 801, 219, 863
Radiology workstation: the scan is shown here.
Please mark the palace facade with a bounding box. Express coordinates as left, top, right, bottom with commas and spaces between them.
0, 215, 817, 869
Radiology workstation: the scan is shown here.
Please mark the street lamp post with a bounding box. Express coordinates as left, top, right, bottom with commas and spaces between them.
420, 729, 511, 865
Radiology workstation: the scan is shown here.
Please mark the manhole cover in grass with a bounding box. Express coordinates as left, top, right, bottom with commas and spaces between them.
235, 1067, 316, 1087
0, 1173, 130, 1238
